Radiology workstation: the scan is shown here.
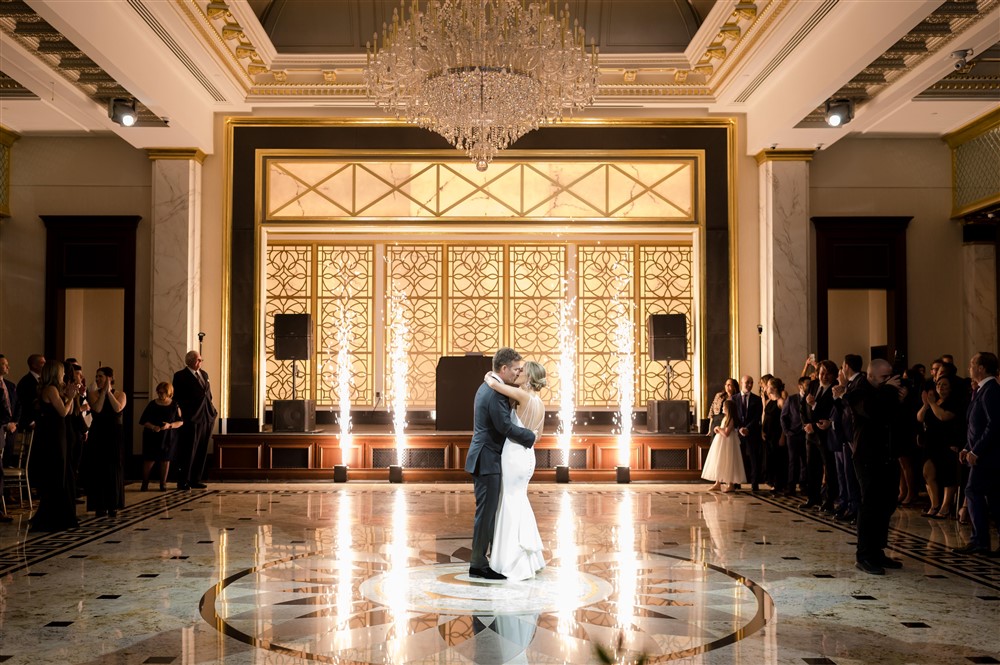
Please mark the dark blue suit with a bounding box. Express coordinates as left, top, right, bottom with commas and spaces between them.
465, 375, 535, 569
964, 377, 1000, 550
735, 391, 763, 490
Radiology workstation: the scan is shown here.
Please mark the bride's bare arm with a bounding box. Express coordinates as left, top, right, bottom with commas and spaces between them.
483, 373, 531, 406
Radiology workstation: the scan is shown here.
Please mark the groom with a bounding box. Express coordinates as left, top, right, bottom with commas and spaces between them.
465, 347, 537, 580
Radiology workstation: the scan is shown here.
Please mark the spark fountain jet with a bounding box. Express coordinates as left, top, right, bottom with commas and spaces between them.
612, 286, 635, 480
556, 291, 577, 473
335, 303, 353, 453
388, 291, 410, 472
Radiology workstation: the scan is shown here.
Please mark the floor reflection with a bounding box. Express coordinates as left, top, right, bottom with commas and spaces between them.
0, 483, 996, 665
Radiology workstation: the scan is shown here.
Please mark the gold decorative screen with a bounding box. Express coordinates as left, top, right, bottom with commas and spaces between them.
265, 242, 692, 409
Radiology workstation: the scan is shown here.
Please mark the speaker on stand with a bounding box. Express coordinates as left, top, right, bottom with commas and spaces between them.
647, 313, 689, 433
273, 313, 315, 432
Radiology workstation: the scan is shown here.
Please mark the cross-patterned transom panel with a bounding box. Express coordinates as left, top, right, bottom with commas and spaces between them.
265, 158, 697, 221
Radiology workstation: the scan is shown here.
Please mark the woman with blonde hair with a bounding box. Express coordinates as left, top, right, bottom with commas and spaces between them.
29, 362, 79, 531
139, 381, 184, 491
482, 360, 547, 581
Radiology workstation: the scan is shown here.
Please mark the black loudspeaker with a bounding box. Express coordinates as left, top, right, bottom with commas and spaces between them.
274, 313, 313, 360
435, 355, 494, 430
647, 399, 690, 433
648, 313, 687, 361
273, 399, 316, 432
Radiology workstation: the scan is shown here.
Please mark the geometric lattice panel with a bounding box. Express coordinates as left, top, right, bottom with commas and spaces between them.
955, 125, 1000, 212
265, 241, 694, 409
266, 159, 697, 221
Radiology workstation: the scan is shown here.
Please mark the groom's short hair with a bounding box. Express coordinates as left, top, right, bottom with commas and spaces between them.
493, 347, 521, 371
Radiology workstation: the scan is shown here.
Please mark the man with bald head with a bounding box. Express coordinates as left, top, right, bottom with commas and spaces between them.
172, 350, 218, 490
835, 357, 904, 575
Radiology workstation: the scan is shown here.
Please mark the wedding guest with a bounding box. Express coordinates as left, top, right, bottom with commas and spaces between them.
84, 367, 126, 517
708, 378, 738, 430
28, 362, 79, 531
781, 376, 809, 495
953, 352, 1000, 556
0, 355, 19, 522
917, 374, 963, 519
762, 378, 786, 494
139, 382, 183, 491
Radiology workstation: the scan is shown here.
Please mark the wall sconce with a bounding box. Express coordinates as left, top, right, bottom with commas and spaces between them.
824, 98, 854, 127
108, 98, 137, 127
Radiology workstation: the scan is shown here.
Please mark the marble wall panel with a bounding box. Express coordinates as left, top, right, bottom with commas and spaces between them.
963, 243, 998, 361
759, 159, 810, 382
150, 158, 201, 387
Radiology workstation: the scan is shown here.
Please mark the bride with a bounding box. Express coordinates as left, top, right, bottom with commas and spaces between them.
484, 361, 547, 581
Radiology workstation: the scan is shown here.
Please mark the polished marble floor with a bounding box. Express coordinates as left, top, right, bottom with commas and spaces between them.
0, 482, 997, 665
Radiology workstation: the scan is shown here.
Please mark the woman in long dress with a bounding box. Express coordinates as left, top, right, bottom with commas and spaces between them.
483, 361, 547, 581
702, 398, 746, 492
29, 362, 80, 532
85, 367, 127, 517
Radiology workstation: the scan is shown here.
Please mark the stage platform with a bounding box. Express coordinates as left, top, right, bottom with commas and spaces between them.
212, 424, 710, 482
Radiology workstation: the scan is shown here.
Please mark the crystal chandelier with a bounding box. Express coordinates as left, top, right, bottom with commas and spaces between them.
366, 0, 599, 171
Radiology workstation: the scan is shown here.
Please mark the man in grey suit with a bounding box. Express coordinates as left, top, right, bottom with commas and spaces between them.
464, 347, 536, 580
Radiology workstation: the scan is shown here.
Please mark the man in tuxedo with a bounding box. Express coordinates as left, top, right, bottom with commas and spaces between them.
781, 376, 809, 495
830, 355, 864, 521
15, 354, 44, 433
464, 347, 536, 580
838, 358, 903, 575
735, 375, 763, 492
953, 352, 1000, 556
0, 355, 19, 521
799, 360, 838, 510
173, 350, 218, 490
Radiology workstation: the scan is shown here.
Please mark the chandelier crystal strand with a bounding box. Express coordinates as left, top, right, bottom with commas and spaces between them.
366, 0, 599, 170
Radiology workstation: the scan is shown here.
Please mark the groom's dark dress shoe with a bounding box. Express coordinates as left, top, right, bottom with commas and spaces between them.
469, 566, 507, 580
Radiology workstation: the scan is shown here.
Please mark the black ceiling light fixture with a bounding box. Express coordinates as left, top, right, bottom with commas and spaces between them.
108, 97, 137, 127
824, 98, 854, 127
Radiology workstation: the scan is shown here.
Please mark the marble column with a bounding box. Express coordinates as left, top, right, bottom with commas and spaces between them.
962, 227, 998, 363
147, 149, 204, 388
756, 150, 814, 383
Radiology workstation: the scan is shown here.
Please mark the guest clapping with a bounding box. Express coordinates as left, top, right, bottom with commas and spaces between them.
84, 367, 126, 517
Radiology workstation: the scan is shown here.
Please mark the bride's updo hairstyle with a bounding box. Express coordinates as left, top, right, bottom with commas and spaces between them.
523, 361, 547, 391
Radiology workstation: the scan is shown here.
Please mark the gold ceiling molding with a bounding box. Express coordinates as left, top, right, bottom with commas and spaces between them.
186, 0, 778, 100
754, 149, 815, 165
147, 148, 207, 163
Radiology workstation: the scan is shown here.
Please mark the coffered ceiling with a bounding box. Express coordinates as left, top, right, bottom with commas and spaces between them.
0, 0, 997, 155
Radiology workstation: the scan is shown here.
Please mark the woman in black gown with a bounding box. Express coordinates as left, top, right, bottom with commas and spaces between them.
84, 367, 127, 517
29, 362, 80, 532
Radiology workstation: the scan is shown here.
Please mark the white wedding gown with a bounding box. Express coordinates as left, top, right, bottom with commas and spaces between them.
490, 393, 546, 581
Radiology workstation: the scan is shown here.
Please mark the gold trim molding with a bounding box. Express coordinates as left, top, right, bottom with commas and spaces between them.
944, 107, 1000, 149
222, 116, 739, 414
147, 148, 207, 163
0, 126, 19, 147
754, 149, 815, 165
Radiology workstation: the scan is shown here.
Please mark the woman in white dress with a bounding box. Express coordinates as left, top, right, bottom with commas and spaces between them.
701, 398, 747, 493
484, 361, 547, 581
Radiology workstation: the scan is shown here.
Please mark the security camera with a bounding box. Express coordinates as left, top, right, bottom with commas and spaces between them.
951, 49, 973, 70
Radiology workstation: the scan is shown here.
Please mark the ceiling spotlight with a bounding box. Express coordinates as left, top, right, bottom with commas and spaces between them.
108, 97, 137, 127
824, 98, 854, 127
